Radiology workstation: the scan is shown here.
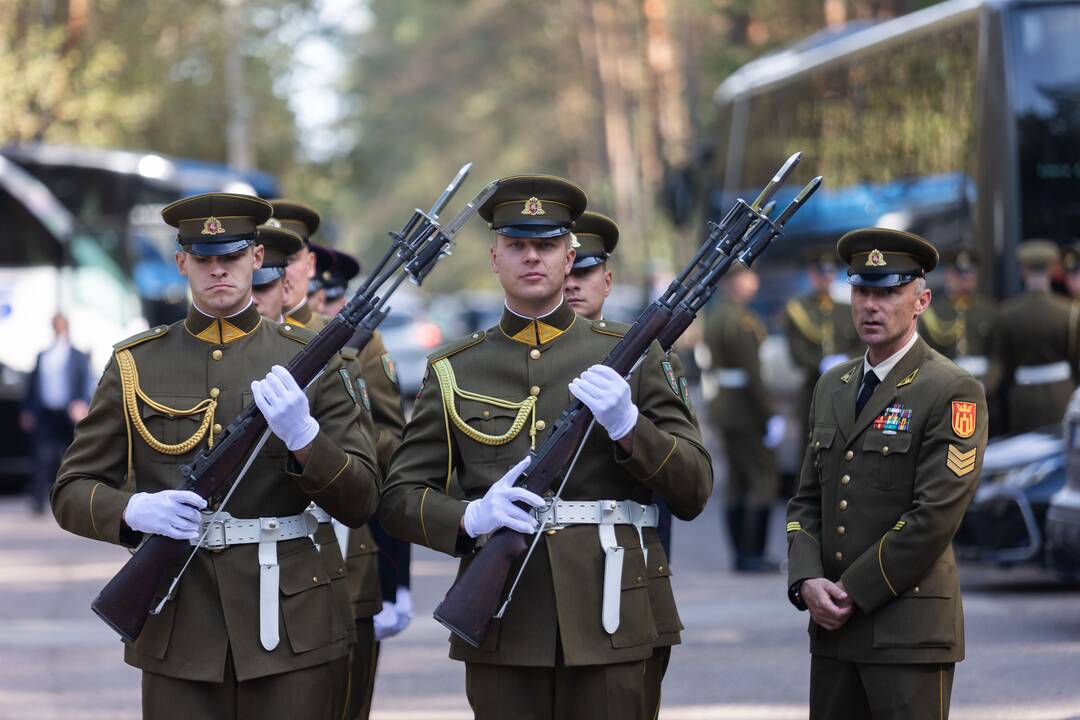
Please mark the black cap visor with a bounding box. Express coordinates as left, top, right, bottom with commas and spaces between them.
252, 266, 285, 287
324, 285, 347, 300
182, 235, 256, 257
847, 270, 924, 288
497, 224, 571, 239
572, 253, 607, 270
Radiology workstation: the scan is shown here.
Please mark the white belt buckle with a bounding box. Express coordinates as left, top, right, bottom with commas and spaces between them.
532, 497, 564, 533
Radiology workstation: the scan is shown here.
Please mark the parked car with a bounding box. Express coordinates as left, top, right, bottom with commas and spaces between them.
1045, 390, 1080, 579
953, 430, 1065, 567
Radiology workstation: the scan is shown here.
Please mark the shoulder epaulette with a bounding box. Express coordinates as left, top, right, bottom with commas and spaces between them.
113, 325, 169, 352
591, 319, 628, 338
429, 331, 486, 362
278, 323, 313, 345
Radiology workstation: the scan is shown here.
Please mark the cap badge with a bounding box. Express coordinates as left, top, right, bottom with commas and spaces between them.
201, 216, 226, 235
866, 249, 886, 267
569, 233, 581, 249
521, 197, 546, 216
265, 217, 282, 228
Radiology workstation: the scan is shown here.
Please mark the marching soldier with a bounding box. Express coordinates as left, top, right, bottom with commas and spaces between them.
704, 264, 783, 572
786, 228, 987, 719
918, 248, 994, 384
991, 239, 1079, 434
379, 175, 712, 720
269, 199, 408, 718
564, 210, 617, 321
251, 224, 303, 321
784, 251, 860, 459
51, 194, 382, 719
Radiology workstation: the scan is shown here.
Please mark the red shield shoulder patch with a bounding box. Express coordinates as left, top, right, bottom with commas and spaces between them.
951, 401, 976, 439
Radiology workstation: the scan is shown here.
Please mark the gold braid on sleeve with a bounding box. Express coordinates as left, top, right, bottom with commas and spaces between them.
432, 358, 537, 448
115, 349, 217, 455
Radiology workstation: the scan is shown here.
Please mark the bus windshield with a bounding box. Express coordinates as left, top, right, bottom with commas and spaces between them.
1010, 4, 1080, 242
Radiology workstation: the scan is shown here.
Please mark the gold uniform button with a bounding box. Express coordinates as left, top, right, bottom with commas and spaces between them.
835, 551, 844, 561
545, 528, 557, 536
882, 446, 890, 455
530, 385, 541, 397
530, 349, 541, 360
839, 500, 848, 510
153, 327, 162, 334
283, 325, 292, 332
472, 332, 481, 339
845, 450, 854, 461
211, 349, 223, 361
210, 387, 220, 399
657, 565, 664, 573
636, 576, 643, 583
535, 420, 547, 431
312, 576, 319, 584
840, 475, 851, 485
814, 441, 821, 449
837, 526, 846, 536
913, 586, 920, 594
213, 423, 222, 434
359, 543, 367, 551
598, 322, 607, 328
543, 490, 554, 498
481, 410, 491, 418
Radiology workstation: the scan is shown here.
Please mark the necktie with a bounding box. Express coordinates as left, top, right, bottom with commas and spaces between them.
855, 370, 881, 416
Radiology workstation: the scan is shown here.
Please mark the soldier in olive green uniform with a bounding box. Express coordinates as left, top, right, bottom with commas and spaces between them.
991, 240, 1079, 434
786, 229, 987, 719
784, 251, 861, 459
918, 249, 995, 384
251, 223, 302, 322
704, 265, 781, 572
564, 210, 617, 321
270, 200, 407, 719
51, 194, 382, 719
379, 176, 712, 720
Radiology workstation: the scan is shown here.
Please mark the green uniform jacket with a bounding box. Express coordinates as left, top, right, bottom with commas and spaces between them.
379, 301, 712, 667
991, 290, 1080, 434
51, 304, 382, 682
918, 294, 994, 361
786, 337, 987, 664
287, 303, 399, 620
704, 300, 771, 435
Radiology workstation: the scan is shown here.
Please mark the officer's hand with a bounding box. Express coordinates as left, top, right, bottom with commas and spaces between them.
251, 365, 320, 452
764, 414, 786, 448
123, 490, 207, 540
462, 457, 544, 537
373, 601, 398, 641
569, 365, 638, 441
819, 353, 848, 374
392, 587, 413, 636
801, 577, 853, 631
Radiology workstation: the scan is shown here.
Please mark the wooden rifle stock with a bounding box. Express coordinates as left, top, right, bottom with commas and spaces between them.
433, 305, 671, 646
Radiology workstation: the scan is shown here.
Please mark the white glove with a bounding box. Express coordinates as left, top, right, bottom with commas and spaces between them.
568, 365, 639, 441
392, 587, 413, 636
123, 490, 207, 540
764, 414, 786, 449
819, 353, 848, 374
251, 365, 319, 451
462, 457, 544, 537
372, 601, 398, 641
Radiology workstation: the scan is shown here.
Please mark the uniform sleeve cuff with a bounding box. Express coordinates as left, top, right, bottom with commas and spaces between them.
418, 489, 471, 556
288, 430, 351, 494
614, 414, 677, 481
89, 482, 135, 545
840, 554, 895, 614
786, 531, 824, 587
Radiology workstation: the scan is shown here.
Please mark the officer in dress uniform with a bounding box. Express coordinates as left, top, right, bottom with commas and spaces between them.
251, 223, 303, 322
379, 175, 712, 720
786, 228, 987, 719
918, 248, 995, 385
50, 193, 382, 719
991, 239, 1079, 434
269, 199, 408, 719
704, 264, 783, 572
784, 251, 861, 461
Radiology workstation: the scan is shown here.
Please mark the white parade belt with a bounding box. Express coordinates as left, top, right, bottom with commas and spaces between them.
306, 503, 350, 559
190, 509, 319, 652
1015, 361, 1071, 385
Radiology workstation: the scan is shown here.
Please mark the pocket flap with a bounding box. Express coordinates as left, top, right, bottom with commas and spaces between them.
861, 431, 913, 456
646, 542, 672, 578
279, 544, 332, 596
620, 546, 648, 589
810, 426, 837, 450
457, 398, 519, 422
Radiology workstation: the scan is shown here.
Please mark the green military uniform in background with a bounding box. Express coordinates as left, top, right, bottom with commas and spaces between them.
991, 240, 1079, 434
704, 273, 778, 571
787, 229, 987, 719
51, 194, 382, 719
918, 249, 995, 384
378, 176, 713, 720
271, 199, 405, 719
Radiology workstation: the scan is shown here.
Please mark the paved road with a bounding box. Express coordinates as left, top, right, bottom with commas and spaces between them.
1, 489, 1078, 720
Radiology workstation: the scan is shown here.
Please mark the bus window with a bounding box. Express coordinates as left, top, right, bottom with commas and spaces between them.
0, 187, 62, 266
1009, 5, 1080, 243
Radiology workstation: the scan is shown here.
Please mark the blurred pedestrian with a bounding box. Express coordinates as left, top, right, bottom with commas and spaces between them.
704, 264, 783, 572
919, 248, 994, 384
786, 229, 986, 719
19, 313, 91, 514
991, 239, 1078, 434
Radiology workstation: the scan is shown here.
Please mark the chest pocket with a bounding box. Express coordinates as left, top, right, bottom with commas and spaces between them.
456, 399, 531, 463
139, 394, 212, 464
809, 426, 837, 482
860, 431, 914, 490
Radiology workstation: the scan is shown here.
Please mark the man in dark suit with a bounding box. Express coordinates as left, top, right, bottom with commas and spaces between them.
19, 313, 92, 514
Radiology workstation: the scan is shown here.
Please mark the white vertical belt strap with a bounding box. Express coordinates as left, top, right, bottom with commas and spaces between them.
332, 519, 349, 560
598, 508, 623, 635
258, 517, 282, 651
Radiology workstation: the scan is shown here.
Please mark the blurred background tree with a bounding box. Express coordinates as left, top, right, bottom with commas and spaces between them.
0, 0, 945, 291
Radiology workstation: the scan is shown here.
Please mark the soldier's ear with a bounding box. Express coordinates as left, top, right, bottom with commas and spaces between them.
175, 250, 188, 277
252, 244, 265, 270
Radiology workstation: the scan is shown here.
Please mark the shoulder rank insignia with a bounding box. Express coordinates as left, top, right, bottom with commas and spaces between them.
201, 216, 226, 235
947, 444, 977, 477
786, 521, 802, 533
382, 353, 398, 385
521, 197, 545, 216
339, 368, 357, 404
661, 360, 679, 397
951, 401, 976, 438
679, 377, 691, 408
356, 378, 371, 411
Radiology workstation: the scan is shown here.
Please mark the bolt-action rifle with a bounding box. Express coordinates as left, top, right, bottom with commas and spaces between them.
91, 165, 494, 643
433, 155, 822, 648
